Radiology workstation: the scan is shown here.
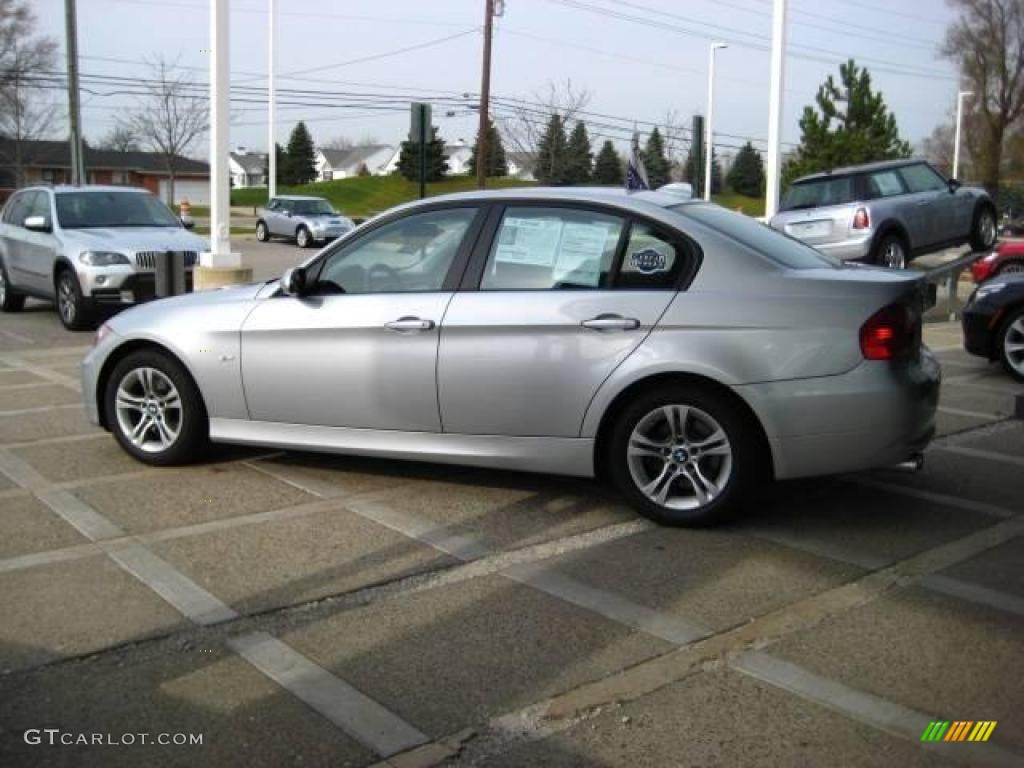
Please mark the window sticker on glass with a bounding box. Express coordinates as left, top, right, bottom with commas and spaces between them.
629, 247, 668, 274
493, 217, 563, 266
552, 221, 619, 283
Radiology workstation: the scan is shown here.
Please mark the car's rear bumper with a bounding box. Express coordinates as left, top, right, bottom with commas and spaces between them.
811, 235, 873, 262
734, 347, 940, 479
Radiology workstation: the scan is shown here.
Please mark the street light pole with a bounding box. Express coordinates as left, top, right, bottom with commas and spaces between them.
64, 0, 85, 185
704, 42, 727, 202
476, 0, 496, 190
953, 89, 973, 181
764, 0, 788, 219
268, 0, 276, 197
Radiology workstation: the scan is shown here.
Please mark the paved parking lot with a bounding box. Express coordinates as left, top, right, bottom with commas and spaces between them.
1, 286, 1022, 767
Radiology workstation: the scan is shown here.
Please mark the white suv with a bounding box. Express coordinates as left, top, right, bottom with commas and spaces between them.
0, 185, 208, 330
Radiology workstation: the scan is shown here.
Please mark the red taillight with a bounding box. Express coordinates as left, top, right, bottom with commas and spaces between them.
852, 207, 870, 230
860, 303, 917, 360
971, 253, 998, 283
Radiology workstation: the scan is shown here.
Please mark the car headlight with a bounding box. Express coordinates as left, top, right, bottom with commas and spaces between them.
79, 250, 129, 266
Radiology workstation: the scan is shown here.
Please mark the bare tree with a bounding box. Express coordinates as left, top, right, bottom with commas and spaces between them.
941, 0, 1024, 194
497, 78, 591, 156
119, 57, 208, 204
0, 0, 58, 187
97, 125, 141, 153
322, 135, 353, 151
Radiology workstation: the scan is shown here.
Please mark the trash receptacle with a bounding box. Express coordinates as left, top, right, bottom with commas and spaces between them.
154, 250, 187, 298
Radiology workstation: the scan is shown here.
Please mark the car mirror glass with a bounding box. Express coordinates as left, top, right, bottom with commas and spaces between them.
280, 266, 307, 296
23, 215, 50, 232
948, 179, 961, 193
181, 216, 195, 230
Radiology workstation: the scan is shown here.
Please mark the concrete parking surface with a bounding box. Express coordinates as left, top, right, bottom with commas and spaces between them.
0, 275, 1022, 767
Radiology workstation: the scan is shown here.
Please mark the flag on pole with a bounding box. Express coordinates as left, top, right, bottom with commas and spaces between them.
626, 131, 649, 191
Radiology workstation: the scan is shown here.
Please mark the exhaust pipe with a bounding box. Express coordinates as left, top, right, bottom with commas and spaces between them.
891, 453, 924, 473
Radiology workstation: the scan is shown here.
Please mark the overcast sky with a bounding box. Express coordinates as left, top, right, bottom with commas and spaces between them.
32, 0, 962, 161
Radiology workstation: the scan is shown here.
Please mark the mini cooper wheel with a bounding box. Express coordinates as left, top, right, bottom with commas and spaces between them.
970, 206, 998, 252
296, 226, 312, 248
256, 220, 269, 242
0, 260, 26, 312
55, 268, 92, 331
608, 386, 759, 526
998, 307, 1024, 382
105, 350, 209, 465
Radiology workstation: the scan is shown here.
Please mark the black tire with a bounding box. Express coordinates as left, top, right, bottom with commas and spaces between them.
996, 306, 1024, 382
54, 267, 93, 331
296, 225, 312, 248
104, 349, 209, 465
872, 233, 908, 269
606, 384, 761, 526
970, 205, 998, 252
0, 259, 26, 312
255, 220, 269, 242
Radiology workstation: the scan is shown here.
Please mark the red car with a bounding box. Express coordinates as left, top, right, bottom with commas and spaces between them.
972, 241, 1024, 282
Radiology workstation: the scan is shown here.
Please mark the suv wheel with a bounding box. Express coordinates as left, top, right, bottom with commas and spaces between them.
105, 349, 209, 464
296, 226, 312, 248
0, 261, 26, 312
998, 307, 1024, 382
873, 234, 907, 269
256, 220, 269, 242
607, 385, 759, 526
55, 268, 92, 331
970, 206, 997, 252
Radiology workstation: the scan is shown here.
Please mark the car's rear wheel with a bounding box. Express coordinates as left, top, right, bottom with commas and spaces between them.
997, 307, 1024, 382
970, 205, 998, 252
0, 261, 26, 312
55, 268, 92, 331
873, 234, 907, 269
256, 220, 269, 242
105, 349, 209, 465
607, 385, 759, 526
296, 226, 312, 248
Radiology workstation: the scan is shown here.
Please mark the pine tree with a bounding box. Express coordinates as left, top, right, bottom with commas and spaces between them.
535, 113, 569, 185
285, 122, 316, 185
726, 142, 765, 197
564, 120, 593, 184
593, 140, 624, 185
468, 118, 509, 178
271, 142, 287, 187
397, 125, 449, 182
642, 127, 671, 189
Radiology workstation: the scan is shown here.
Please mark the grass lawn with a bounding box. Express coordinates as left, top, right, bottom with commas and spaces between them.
710, 192, 765, 217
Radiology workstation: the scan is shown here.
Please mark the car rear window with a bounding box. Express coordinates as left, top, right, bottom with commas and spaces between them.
672, 203, 840, 270
780, 176, 856, 211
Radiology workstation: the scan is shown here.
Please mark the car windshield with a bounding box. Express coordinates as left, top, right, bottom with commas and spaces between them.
55, 191, 181, 229
780, 176, 857, 211
291, 199, 336, 215
672, 203, 841, 270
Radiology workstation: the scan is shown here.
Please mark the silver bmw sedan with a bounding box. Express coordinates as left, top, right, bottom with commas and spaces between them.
80, 188, 940, 526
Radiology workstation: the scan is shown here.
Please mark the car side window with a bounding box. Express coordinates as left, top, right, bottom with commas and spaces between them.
899, 164, 946, 194
616, 222, 687, 290
3, 192, 32, 226
266, 199, 279, 211
315, 207, 477, 295
866, 170, 904, 199
26, 191, 51, 223
480, 207, 624, 291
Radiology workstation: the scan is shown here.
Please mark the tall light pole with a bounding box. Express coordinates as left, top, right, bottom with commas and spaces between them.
64, 0, 85, 185
764, 0, 788, 219
953, 89, 973, 181
268, 0, 277, 197
704, 42, 727, 201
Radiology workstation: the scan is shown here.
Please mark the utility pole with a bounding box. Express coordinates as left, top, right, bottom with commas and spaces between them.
64, 0, 85, 185
953, 90, 973, 181
268, 0, 277, 197
764, 0, 787, 219
476, 0, 498, 189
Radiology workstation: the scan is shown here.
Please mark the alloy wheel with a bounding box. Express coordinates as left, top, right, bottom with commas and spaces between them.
883, 240, 906, 269
114, 367, 183, 453
58, 273, 77, 324
626, 404, 733, 511
980, 211, 997, 248
297, 228, 310, 248
1004, 316, 1024, 377
0, 267, 6, 305
256, 222, 267, 241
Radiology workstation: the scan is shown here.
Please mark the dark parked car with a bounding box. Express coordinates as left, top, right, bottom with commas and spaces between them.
962, 274, 1024, 380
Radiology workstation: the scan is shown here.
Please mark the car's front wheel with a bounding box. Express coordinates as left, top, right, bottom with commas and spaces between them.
607, 385, 760, 526
55, 268, 92, 331
296, 226, 312, 248
256, 220, 269, 242
105, 349, 209, 465
970, 205, 998, 252
997, 307, 1024, 382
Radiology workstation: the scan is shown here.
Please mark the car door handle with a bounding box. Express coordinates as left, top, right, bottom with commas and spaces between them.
581, 315, 641, 331
384, 317, 435, 332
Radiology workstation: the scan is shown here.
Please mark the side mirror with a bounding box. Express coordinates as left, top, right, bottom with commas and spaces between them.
948, 178, 962, 193
23, 215, 51, 233
181, 216, 195, 230
280, 266, 308, 297
284, 210, 293, 218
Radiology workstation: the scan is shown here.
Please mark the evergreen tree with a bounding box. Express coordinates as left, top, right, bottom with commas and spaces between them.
397, 125, 449, 182
785, 59, 911, 185
535, 113, 569, 185
642, 127, 671, 189
593, 140, 624, 185
684, 147, 723, 195
564, 120, 593, 184
726, 142, 765, 197
269, 142, 287, 187
285, 122, 316, 185
468, 118, 509, 177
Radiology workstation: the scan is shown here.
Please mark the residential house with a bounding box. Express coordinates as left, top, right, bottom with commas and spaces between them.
506, 151, 537, 181
315, 145, 394, 181
0, 137, 210, 204
229, 148, 268, 188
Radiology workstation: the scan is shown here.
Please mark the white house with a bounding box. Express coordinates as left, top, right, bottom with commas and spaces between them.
315, 145, 394, 181
228, 148, 267, 188
506, 151, 537, 181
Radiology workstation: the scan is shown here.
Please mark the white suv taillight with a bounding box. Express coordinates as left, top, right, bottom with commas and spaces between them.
852, 207, 870, 230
